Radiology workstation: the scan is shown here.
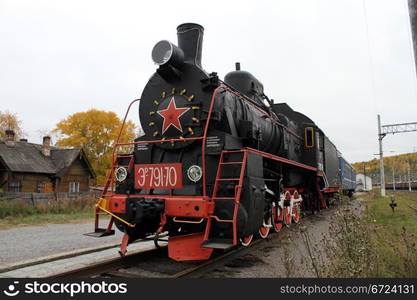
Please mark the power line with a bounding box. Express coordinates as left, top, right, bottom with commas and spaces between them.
362, 0, 378, 114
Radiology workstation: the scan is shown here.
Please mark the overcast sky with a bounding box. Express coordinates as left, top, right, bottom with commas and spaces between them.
1, 0, 416, 163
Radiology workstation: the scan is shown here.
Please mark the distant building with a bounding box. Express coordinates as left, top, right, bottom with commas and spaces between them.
0, 130, 95, 193
356, 173, 372, 192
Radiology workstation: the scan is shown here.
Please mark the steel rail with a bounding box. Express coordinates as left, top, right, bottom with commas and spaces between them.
50, 247, 166, 278
49, 203, 333, 279
50, 239, 265, 279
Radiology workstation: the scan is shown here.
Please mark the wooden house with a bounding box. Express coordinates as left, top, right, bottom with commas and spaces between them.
0, 130, 95, 193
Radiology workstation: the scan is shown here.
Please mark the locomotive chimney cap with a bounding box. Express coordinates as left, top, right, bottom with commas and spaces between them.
176, 23, 204, 31
177, 23, 204, 69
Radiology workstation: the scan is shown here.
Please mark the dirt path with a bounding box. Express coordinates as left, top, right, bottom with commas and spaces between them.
203, 196, 364, 278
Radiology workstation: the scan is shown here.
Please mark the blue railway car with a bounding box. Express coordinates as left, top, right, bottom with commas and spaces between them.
338, 156, 356, 196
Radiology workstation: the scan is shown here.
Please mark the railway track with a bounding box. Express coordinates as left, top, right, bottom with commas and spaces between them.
50, 238, 266, 278
49, 203, 343, 278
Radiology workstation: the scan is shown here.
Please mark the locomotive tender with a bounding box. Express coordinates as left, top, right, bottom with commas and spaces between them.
89, 23, 356, 261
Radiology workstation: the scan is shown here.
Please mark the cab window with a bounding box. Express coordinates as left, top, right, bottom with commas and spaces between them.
305, 127, 314, 148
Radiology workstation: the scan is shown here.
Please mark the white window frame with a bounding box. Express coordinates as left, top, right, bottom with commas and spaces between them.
37, 181, 46, 193
69, 182, 80, 193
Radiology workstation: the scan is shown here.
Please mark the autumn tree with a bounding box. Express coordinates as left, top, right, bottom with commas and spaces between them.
0, 110, 24, 139
53, 109, 136, 185
353, 152, 417, 183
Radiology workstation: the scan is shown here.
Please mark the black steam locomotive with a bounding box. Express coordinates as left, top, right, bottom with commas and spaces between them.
90, 23, 355, 261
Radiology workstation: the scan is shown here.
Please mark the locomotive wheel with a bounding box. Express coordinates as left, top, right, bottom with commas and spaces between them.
292, 205, 300, 223
240, 234, 254, 246
272, 206, 284, 232
259, 217, 271, 238
284, 207, 292, 226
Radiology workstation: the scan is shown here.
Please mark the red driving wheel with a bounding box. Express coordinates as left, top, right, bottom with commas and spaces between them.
292, 191, 301, 223
259, 217, 271, 238
272, 205, 284, 232
240, 234, 254, 246
284, 206, 292, 226
292, 205, 300, 223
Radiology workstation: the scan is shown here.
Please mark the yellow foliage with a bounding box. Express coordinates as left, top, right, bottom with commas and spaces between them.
53, 109, 136, 185
0, 110, 23, 139
353, 153, 417, 180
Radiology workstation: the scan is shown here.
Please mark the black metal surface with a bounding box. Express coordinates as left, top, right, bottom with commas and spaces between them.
111, 23, 355, 248
177, 23, 204, 69
84, 229, 115, 238
323, 136, 340, 187
224, 67, 265, 106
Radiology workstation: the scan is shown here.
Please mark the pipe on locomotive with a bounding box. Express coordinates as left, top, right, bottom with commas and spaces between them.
177, 23, 204, 68
151, 23, 204, 69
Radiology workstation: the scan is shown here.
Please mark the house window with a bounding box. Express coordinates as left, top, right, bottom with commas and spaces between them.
37, 182, 46, 193
69, 182, 80, 193
8, 181, 21, 192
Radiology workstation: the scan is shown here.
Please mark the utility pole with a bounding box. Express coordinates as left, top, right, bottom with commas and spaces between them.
392, 165, 396, 191
408, 162, 412, 191
377, 116, 417, 196
408, 0, 417, 75
377, 115, 386, 197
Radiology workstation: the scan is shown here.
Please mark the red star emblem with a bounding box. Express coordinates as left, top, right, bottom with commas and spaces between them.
157, 96, 190, 134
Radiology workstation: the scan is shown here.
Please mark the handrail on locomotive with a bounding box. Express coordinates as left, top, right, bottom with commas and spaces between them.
92, 84, 327, 247
93, 84, 256, 233
88, 23, 356, 261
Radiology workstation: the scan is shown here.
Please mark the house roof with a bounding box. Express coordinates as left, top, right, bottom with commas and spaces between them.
0, 140, 95, 178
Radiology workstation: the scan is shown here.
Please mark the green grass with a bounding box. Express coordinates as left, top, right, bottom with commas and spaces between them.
0, 197, 97, 230
365, 190, 417, 233
362, 190, 417, 277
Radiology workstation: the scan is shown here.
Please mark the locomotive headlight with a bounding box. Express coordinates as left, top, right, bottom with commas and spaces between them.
187, 165, 202, 183
152, 40, 184, 68
115, 167, 128, 182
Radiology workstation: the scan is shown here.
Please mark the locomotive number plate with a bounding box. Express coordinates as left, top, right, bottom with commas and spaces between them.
134, 163, 183, 189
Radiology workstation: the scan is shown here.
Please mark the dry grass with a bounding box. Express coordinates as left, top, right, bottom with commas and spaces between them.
301, 191, 417, 277
0, 197, 96, 229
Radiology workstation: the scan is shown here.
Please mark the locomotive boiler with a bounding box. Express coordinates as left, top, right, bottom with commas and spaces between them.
88, 23, 355, 261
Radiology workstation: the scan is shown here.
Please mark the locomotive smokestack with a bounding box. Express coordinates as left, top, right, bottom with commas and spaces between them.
235, 62, 241, 71
177, 23, 204, 68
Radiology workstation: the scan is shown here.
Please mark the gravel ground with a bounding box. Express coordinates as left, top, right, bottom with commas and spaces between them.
203, 197, 364, 278
0, 197, 364, 276
0, 221, 124, 267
